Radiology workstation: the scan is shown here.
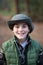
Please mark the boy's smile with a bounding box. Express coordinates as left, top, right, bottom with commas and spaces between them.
12, 22, 29, 42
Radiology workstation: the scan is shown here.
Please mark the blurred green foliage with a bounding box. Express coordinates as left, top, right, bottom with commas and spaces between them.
28, 0, 43, 20
0, 0, 43, 21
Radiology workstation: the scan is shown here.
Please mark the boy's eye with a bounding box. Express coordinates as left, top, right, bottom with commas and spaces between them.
15, 25, 19, 28
15, 25, 26, 28
22, 25, 26, 28
14, 23, 28, 28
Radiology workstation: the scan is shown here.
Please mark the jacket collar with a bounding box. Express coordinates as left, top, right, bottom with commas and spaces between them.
13, 35, 31, 47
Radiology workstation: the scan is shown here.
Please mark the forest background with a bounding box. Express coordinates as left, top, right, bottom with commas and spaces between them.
0, 0, 43, 47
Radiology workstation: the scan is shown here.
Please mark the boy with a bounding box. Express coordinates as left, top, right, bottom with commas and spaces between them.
1, 14, 43, 65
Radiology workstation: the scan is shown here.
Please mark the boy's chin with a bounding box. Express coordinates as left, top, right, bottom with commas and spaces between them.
17, 37, 26, 40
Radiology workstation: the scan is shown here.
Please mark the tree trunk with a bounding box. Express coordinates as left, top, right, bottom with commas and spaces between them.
14, 0, 20, 14
24, 0, 29, 16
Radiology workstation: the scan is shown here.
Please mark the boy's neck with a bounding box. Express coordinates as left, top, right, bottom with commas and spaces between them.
18, 38, 26, 44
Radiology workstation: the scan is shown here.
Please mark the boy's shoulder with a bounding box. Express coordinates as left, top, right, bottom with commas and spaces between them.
31, 39, 41, 49
2, 37, 14, 50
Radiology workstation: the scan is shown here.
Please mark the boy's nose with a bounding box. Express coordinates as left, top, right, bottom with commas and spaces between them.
18, 26, 23, 31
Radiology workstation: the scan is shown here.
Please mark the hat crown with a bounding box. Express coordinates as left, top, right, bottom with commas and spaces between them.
11, 14, 31, 21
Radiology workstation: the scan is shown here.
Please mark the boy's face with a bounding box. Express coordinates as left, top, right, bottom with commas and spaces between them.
12, 22, 29, 41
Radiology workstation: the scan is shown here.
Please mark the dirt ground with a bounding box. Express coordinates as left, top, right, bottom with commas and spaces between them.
0, 22, 43, 47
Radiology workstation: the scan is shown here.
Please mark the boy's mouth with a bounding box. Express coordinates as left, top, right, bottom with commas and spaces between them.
18, 33, 25, 35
